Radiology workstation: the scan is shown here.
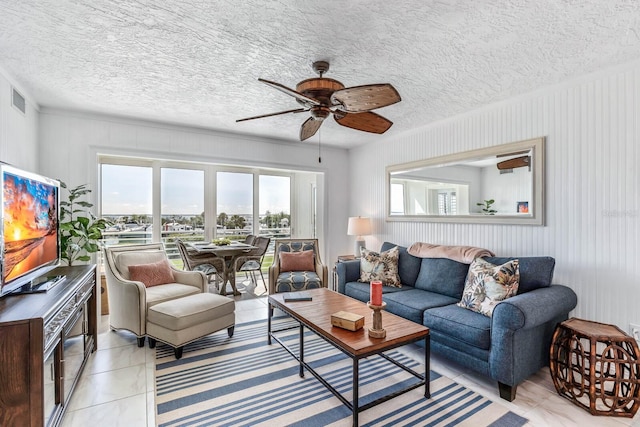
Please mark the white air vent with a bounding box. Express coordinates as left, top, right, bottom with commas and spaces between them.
11, 87, 26, 114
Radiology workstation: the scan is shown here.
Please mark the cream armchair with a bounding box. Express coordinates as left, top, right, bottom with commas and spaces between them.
103, 243, 206, 347
268, 238, 328, 294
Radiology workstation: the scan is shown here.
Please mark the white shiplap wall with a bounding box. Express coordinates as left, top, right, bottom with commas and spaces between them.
349, 59, 640, 332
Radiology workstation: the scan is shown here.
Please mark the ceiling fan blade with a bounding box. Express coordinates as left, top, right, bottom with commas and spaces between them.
334, 111, 393, 134
258, 78, 321, 107
300, 117, 323, 141
497, 155, 530, 170
331, 83, 401, 113
236, 108, 306, 122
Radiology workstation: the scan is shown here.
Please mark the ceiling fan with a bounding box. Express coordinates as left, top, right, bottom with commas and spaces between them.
496, 150, 531, 171
236, 61, 401, 141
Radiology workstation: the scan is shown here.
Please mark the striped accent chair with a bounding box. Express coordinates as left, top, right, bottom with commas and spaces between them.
268, 238, 328, 294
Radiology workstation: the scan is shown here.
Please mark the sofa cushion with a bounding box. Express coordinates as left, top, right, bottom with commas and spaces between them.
382, 289, 459, 325
381, 242, 421, 287
344, 281, 408, 303
484, 256, 554, 293
359, 246, 401, 287
275, 271, 322, 292
457, 258, 520, 317
423, 304, 492, 350
414, 258, 469, 299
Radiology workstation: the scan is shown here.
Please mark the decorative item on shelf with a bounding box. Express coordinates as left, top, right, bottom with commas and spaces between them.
347, 216, 372, 257
367, 301, 387, 339
476, 199, 497, 215
331, 311, 365, 331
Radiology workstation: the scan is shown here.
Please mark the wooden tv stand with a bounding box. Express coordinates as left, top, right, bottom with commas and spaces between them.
0, 265, 97, 427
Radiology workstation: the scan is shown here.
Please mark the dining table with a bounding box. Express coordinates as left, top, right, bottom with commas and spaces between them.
188, 241, 257, 296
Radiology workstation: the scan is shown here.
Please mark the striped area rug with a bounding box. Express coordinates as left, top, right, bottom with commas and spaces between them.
154, 318, 527, 427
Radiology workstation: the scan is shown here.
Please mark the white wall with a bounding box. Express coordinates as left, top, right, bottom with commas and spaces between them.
480, 165, 531, 214
37, 109, 351, 267
349, 59, 640, 333
0, 69, 39, 171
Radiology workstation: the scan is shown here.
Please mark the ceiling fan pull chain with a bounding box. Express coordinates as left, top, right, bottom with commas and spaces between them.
318, 128, 322, 163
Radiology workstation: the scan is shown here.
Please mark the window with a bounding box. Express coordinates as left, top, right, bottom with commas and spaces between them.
98, 156, 321, 267
161, 168, 205, 262
101, 164, 153, 245
437, 190, 457, 215
216, 171, 253, 241
259, 175, 291, 239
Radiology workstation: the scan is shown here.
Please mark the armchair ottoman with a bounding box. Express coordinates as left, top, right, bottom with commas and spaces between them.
147, 293, 235, 359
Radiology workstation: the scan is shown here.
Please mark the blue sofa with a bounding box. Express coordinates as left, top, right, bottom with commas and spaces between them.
335, 242, 577, 401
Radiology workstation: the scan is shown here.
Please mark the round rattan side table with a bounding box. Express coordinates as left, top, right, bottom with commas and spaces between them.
549, 317, 640, 417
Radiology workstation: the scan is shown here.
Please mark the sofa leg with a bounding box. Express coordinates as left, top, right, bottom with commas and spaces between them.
137, 336, 145, 347
174, 346, 184, 359
498, 382, 517, 401
148, 338, 156, 349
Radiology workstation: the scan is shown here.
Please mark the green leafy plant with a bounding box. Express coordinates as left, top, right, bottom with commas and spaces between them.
212, 238, 231, 246
59, 182, 111, 266
477, 199, 497, 215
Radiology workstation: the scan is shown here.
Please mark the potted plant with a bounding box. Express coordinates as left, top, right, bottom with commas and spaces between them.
477, 199, 497, 215
59, 182, 111, 266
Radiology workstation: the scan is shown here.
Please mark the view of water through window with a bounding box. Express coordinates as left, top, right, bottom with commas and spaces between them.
100, 162, 298, 267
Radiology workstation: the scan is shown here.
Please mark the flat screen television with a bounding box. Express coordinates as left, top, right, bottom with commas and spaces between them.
0, 163, 62, 297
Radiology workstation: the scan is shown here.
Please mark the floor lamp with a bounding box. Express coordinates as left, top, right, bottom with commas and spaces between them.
347, 216, 372, 257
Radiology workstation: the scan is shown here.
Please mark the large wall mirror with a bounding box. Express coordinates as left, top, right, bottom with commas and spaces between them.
386, 137, 545, 225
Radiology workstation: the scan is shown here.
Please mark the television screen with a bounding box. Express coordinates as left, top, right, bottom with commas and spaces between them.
1, 164, 60, 296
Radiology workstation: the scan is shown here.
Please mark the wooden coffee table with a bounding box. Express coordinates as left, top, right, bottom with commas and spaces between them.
268, 288, 430, 426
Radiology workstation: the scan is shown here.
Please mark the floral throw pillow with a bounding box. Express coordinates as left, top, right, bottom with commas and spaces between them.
457, 258, 520, 317
359, 246, 402, 288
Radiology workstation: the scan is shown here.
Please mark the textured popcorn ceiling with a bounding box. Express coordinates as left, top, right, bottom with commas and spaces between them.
1, 1, 640, 148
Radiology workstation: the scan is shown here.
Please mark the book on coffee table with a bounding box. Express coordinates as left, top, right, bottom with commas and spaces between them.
283, 292, 313, 302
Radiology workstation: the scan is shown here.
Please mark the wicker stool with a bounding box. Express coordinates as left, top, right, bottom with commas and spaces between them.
549, 318, 640, 417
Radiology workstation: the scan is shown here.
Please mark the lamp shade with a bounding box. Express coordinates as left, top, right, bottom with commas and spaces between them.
347, 216, 372, 236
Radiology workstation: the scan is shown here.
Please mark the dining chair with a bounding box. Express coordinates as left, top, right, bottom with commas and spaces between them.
175, 239, 226, 287
233, 236, 270, 289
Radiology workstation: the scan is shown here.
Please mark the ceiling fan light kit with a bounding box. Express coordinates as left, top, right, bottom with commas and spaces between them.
237, 61, 401, 141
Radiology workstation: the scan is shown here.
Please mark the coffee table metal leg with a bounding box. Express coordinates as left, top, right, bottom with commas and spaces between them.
425, 335, 431, 398
267, 303, 272, 345
353, 358, 359, 427
299, 324, 305, 378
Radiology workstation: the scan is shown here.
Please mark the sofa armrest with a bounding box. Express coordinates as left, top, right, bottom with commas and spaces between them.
335, 259, 361, 294
492, 285, 578, 331
489, 284, 577, 388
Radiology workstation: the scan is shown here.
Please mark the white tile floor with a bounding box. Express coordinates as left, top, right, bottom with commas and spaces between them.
61, 279, 640, 427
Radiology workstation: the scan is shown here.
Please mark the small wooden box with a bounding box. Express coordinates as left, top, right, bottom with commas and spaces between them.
331, 311, 365, 331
